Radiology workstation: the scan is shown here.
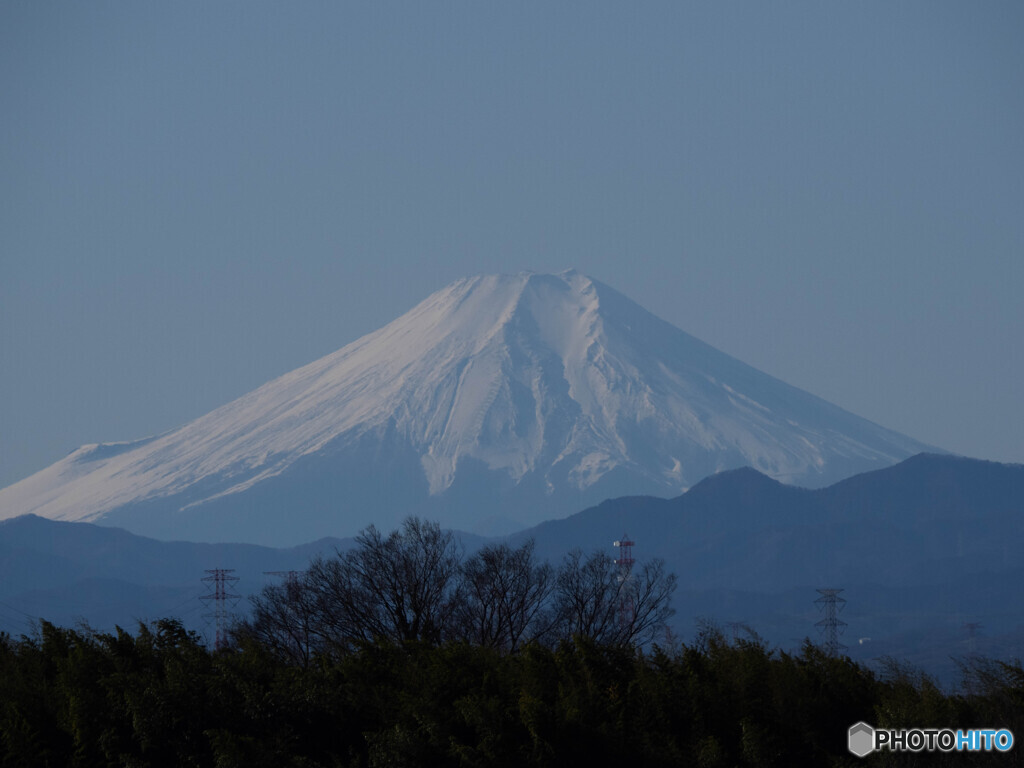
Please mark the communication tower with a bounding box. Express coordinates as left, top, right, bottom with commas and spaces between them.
613, 534, 636, 629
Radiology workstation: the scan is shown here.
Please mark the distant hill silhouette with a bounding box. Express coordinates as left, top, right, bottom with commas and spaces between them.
2, 453, 1021, 682
515, 453, 1023, 587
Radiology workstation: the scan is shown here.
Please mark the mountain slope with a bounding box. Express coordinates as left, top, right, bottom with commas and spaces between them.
0, 270, 934, 544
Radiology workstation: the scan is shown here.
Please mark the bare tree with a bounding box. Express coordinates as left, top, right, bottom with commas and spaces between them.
307, 517, 464, 650
553, 549, 676, 647
455, 539, 555, 651
553, 549, 621, 644
621, 557, 677, 647
238, 518, 676, 661
235, 574, 321, 667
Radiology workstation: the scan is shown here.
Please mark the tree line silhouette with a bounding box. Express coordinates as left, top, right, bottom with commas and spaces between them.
237, 517, 676, 664
0, 518, 1021, 767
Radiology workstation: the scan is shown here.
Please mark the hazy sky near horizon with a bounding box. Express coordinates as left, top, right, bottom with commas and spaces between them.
2, 2, 1022, 490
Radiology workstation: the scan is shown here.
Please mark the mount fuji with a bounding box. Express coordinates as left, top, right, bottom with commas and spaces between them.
0, 270, 934, 544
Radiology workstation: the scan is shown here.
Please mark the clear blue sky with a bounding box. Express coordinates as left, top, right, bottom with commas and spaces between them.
2, 2, 1022, 490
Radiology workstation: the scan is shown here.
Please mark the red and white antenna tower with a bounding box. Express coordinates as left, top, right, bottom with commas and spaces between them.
201, 568, 240, 651
613, 534, 636, 629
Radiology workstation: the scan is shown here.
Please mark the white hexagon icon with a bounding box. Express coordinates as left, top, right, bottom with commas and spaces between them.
848, 722, 875, 757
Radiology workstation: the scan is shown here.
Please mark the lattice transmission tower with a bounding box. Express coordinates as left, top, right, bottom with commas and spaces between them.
201, 568, 240, 651
814, 588, 847, 656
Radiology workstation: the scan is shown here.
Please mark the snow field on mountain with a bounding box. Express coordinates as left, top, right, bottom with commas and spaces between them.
0, 270, 934, 538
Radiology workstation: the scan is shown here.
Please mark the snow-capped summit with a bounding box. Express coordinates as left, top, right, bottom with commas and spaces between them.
0, 270, 934, 544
